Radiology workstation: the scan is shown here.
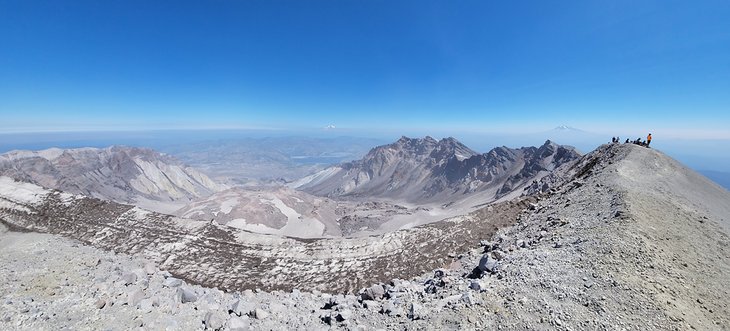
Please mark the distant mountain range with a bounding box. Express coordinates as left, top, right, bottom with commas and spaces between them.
294, 136, 580, 204
0, 146, 224, 213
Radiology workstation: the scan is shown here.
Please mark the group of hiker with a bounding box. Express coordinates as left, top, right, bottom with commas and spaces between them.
611, 133, 652, 147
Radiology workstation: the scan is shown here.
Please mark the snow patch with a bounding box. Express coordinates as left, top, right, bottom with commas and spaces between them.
0, 177, 49, 205
219, 197, 239, 215
0, 198, 31, 213
289, 167, 342, 188
227, 198, 327, 238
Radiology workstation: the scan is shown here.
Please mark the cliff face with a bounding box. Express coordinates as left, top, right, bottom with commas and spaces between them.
296, 137, 581, 204
0, 146, 224, 213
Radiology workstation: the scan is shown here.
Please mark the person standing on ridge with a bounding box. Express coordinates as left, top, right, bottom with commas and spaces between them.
647, 133, 652, 147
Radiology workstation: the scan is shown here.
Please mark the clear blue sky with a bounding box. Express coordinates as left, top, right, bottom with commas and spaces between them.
1, 0, 729, 137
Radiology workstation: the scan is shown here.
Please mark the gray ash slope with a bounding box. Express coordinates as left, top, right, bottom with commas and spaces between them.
294, 136, 580, 204
0, 146, 224, 214
2, 143, 730, 330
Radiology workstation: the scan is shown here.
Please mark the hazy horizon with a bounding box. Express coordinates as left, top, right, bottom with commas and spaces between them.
1, 127, 728, 178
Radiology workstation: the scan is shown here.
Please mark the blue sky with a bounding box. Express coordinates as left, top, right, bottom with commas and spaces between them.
1, 0, 729, 137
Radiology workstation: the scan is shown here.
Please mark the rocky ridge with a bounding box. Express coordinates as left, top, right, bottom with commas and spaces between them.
0, 146, 225, 214
2, 143, 729, 330
295, 136, 580, 205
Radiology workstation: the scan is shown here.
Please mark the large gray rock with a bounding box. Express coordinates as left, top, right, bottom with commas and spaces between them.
176, 287, 197, 303
380, 301, 404, 317
94, 298, 106, 309
138, 298, 155, 313
408, 302, 426, 320
337, 309, 353, 321
492, 250, 507, 261
163, 277, 183, 288
231, 299, 255, 317
253, 308, 269, 320
469, 280, 484, 291
461, 292, 477, 306
143, 263, 156, 275
204, 310, 226, 330
228, 316, 251, 331
362, 284, 385, 301
478, 254, 499, 273
268, 302, 288, 316
127, 288, 145, 306
132, 268, 148, 282
362, 300, 381, 313
121, 272, 137, 285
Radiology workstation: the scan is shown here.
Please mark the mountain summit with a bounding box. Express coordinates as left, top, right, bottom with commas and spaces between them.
294, 137, 580, 204
552, 125, 582, 132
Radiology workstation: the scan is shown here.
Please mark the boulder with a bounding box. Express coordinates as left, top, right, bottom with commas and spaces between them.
322, 296, 338, 310
132, 268, 148, 282
408, 302, 426, 320
362, 300, 381, 312
478, 254, 499, 273
362, 284, 385, 301
127, 288, 145, 306
95, 298, 106, 309
337, 309, 353, 322
253, 308, 269, 320
121, 272, 137, 285
138, 298, 155, 313
204, 310, 226, 330
231, 299, 256, 317
176, 287, 197, 303
163, 277, 183, 288
380, 301, 403, 317
461, 292, 477, 306
143, 263, 156, 275
228, 316, 251, 331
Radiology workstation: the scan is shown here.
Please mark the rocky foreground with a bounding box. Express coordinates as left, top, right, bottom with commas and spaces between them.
1, 143, 729, 330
